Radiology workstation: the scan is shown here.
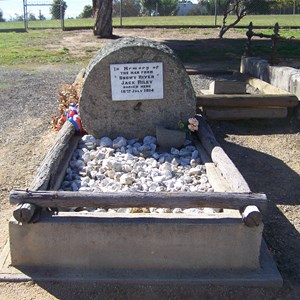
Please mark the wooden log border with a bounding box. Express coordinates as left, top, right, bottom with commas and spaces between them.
29, 121, 79, 191
10, 190, 268, 211
195, 114, 251, 193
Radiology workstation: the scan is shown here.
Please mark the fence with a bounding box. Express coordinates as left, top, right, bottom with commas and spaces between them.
244, 22, 300, 65
0, 0, 92, 31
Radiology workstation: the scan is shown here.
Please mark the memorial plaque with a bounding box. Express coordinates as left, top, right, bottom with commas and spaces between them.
110, 62, 163, 101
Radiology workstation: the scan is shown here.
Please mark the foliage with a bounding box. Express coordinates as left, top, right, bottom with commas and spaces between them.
50, 0, 67, 20
14, 14, 24, 22
270, 0, 300, 13
140, 0, 158, 15
141, 0, 178, 16
78, 5, 93, 18
28, 13, 37, 21
113, 0, 141, 17
39, 13, 46, 21
187, 5, 202, 16
201, 0, 228, 15
218, 0, 272, 38
0, 9, 5, 22
158, 0, 179, 16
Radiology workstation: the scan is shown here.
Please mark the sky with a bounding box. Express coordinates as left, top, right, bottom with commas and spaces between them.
0, 0, 92, 20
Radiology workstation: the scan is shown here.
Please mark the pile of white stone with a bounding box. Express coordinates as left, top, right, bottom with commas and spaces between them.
60, 135, 215, 214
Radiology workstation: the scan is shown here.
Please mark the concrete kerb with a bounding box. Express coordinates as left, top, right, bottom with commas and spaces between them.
241, 56, 300, 118
0, 239, 282, 287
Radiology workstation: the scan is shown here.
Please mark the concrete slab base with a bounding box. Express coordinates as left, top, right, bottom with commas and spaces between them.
0, 240, 282, 287
8, 212, 263, 271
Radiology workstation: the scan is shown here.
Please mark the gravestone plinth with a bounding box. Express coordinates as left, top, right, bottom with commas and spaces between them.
79, 37, 196, 139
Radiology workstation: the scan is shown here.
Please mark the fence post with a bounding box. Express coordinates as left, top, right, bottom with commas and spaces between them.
60, 0, 65, 31
244, 22, 253, 57
270, 22, 280, 65
23, 0, 28, 31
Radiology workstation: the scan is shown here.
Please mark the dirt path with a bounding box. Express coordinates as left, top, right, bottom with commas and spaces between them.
0, 29, 299, 299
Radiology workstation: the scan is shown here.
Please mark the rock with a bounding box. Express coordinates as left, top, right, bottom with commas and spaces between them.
111, 161, 123, 172
191, 150, 199, 160
143, 136, 157, 145
188, 166, 202, 176
120, 174, 134, 185
95, 208, 107, 213
183, 208, 203, 214
200, 176, 208, 184
117, 208, 132, 213
82, 135, 96, 144
113, 137, 127, 149
160, 162, 172, 172
203, 208, 222, 213
98, 137, 113, 147
172, 208, 183, 214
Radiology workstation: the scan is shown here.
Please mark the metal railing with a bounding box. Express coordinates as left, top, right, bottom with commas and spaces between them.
244, 22, 300, 65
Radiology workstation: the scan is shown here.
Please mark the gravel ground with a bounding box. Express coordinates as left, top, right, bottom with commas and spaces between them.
0, 62, 299, 298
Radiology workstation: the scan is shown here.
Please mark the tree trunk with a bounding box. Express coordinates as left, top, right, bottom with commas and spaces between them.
93, 0, 113, 38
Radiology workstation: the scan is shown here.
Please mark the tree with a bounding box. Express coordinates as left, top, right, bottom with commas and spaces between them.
78, 5, 93, 18
158, 0, 179, 16
28, 13, 36, 21
141, 0, 158, 15
270, 0, 300, 14
14, 13, 24, 21
218, 0, 271, 38
50, 0, 67, 20
93, 0, 113, 38
187, 5, 202, 16
113, 0, 140, 17
39, 12, 46, 20
0, 9, 5, 22
202, 0, 228, 15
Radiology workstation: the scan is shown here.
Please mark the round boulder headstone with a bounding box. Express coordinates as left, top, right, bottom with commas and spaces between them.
79, 37, 196, 139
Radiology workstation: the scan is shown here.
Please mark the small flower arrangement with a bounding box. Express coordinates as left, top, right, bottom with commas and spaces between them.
178, 117, 199, 134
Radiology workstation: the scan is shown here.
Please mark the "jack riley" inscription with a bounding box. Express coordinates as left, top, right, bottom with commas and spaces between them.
110, 62, 163, 101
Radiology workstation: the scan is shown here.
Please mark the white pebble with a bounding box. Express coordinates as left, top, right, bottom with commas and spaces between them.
113, 137, 127, 149
120, 174, 134, 185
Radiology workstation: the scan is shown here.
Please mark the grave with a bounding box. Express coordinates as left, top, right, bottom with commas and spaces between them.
3, 38, 282, 287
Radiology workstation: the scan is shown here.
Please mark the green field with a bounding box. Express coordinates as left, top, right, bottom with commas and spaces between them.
1, 15, 300, 31
0, 30, 78, 65
1, 14, 300, 66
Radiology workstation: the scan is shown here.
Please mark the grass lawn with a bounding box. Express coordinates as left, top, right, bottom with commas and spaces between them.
0, 26, 299, 67
1, 14, 300, 30
0, 30, 83, 65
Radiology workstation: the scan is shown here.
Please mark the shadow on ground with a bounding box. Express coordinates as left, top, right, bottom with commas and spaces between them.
209, 118, 300, 285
